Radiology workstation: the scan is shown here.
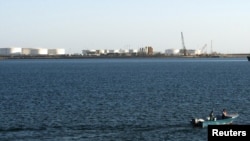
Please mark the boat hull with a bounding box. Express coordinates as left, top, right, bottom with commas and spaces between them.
247, 56, 250, 61
191, 114, 239, 128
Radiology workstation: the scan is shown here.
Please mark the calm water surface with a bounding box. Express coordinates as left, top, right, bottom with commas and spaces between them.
0, 58, 250, 141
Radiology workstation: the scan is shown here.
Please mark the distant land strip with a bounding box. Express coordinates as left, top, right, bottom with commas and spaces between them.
0, 54, 249, 60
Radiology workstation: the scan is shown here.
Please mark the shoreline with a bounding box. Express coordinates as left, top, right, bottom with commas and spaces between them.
0, 54, 249, 60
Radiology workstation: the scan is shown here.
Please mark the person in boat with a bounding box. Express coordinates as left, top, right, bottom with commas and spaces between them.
222, 109, 227, 119
209, 110, 214, 120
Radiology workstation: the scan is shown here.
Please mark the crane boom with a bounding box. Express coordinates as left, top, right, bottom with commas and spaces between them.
201, 44, 207, 54
181, 32, 187, 56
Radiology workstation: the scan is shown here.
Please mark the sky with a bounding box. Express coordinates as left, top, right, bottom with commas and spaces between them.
0, 0, 250, 54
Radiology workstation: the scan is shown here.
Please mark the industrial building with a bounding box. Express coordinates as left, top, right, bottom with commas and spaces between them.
138, 46, 153, 55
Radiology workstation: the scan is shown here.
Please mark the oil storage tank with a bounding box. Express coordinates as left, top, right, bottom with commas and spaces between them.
0, 47, 22, 56
30, 48, 48, 55
165, 49, 180, 56
22, 48, 32, 55
48, 48, 65, 55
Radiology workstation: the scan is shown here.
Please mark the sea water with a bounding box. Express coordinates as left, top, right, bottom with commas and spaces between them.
0, 58, 249, 141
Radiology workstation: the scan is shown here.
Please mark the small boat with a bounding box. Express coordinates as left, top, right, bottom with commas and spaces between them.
190, 113, 239, 128
247, 56, 250, 61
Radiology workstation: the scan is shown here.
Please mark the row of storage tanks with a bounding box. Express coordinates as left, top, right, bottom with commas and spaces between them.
0, 47, 65, 56
165, 49, 202, 56
82, 49, 138, 55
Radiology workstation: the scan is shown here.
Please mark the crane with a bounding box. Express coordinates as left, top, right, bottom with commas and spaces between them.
201, 44, 207, 55
181, 32, 187, 56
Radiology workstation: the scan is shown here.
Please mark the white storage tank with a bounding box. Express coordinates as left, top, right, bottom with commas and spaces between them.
56, 48, 65, 55
133, 49, 138, 53
82, 50, 89, 56
22, 48, 32, 55
114, 49, 120, 53
195, 49, 202, 55
0, 47, 22, 55
99, 49, 107, 55
165, 49, 180, 56
30, 48, 48, 55
124, 49, 129, 53
48, 49, 65, 55
108, 50, 114, 53
128, 49, 136, 53
128, 49, 137, 53
10, 48, 22, 55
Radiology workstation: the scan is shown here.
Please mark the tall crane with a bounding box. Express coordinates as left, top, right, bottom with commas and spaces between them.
210, 40, 213, 55
201, 44, 207, 55
181, 32, 187, 56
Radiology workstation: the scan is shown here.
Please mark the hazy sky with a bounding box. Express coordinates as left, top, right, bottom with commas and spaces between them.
0, 0, 249, 54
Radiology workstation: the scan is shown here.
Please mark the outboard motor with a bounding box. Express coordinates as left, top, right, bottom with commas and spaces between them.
191, 118, 198, 124
191, 118, 204, 127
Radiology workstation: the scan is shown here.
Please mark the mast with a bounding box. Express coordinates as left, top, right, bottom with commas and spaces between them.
181, 32, 187, 56
210, 40, 213, 55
